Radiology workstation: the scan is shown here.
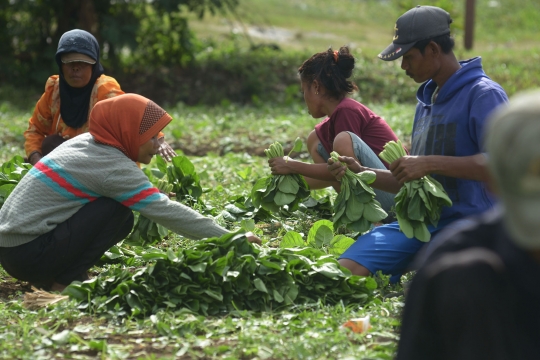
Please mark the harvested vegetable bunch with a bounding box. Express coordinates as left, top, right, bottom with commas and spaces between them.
251, 140, 310, 213
330, 151, 387, 233
379, 140, 452, 242
66, 232, 377, 316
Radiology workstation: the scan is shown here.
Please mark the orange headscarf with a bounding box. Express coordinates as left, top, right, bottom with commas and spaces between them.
89, 94, 172, 161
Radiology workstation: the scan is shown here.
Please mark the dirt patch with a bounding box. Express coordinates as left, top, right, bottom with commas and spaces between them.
0, 276, 32, 300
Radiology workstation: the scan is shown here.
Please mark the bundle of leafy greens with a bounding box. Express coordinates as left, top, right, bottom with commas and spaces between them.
65, 232, 377, 316
251, 140, 310, 213
129, 155, 205, 245
378, 140, 452, 242
330, 151, 387, 233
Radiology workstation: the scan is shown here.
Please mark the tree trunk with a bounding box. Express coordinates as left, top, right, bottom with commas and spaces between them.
78, 0, 99, 38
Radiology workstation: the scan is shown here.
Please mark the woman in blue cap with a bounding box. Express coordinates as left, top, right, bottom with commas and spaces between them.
23, 29, 175, 165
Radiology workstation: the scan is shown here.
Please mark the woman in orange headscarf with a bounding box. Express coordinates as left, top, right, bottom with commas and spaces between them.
0, 94, 259, 292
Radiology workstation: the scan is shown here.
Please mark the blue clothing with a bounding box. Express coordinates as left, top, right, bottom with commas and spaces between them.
340, 57, 508, 281
340, 218, 458, 283
318, 132, 395, 213
412, 57, 508, 220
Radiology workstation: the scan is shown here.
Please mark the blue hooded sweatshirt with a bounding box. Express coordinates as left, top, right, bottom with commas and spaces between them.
410, 57, 508, 221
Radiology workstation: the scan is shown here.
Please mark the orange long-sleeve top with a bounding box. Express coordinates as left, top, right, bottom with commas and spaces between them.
24, 74, 125, 157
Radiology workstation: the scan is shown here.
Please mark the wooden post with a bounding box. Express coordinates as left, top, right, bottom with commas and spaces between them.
464, 0, 476, 50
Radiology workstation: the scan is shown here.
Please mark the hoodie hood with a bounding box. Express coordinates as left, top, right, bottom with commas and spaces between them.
416, 57, 490, 105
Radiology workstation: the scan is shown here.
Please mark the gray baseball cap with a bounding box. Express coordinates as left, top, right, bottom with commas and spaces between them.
378, 5, 452, 61
485, 90, 540, 250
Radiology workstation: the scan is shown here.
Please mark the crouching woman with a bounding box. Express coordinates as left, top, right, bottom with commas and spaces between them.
0, 94, 260, 292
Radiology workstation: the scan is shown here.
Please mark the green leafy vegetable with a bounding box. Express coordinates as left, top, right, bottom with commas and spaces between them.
66, 232, 377, 316
379, 140, 452, 242
0, 155, 32, 210
286, 137, 303, 161
130, 155, 205, 245
251, 141, 310, 213
330, 151, 387, 233
279, 220, 356, 256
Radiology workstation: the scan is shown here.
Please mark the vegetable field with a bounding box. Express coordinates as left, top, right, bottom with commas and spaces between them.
0, 100, 414, 359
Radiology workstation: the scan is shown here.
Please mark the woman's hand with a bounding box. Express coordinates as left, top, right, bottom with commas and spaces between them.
327, 156, 362, 181
268, 156, 296, 175
158, 141, 177, 162
245, 232, 262, 245
29, 152, 43, 165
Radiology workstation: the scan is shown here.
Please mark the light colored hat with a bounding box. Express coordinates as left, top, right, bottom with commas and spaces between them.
60, 52, 96, 64
485, 90, 540, 249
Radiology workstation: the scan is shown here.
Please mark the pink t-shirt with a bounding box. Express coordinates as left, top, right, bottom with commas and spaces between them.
314, 98, 404, 168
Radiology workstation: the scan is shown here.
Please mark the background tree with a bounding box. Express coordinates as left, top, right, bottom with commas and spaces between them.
0, 0, 238, 85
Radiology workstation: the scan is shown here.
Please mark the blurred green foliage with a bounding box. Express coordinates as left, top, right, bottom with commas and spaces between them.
0, 0, 238, 85
1, 0, 539, 107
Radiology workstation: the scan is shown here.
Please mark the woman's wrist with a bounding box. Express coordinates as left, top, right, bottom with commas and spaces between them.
28, 151, 42, 165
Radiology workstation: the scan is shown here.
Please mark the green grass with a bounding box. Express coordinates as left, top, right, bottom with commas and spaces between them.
0, 97, 415, 164
189, 0, 540, 55
184, 0, 540, 99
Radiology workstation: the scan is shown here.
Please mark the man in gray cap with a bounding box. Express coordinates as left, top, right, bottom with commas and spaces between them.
328, 6, 508, 282
397, 90, 540, 360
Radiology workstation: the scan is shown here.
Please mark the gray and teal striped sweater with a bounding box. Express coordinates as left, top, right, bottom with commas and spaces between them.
0, 133, 229, 247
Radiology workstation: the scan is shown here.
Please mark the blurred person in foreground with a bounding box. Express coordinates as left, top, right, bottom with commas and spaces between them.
397, 90, 540, 360
328, 6, 508, 282
24, 29, 175, 165
0, 94, 260, 292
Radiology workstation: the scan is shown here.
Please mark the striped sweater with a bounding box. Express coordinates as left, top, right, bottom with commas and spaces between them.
0, 133, 229, 247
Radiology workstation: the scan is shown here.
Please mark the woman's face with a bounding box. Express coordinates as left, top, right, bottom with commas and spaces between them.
138, 133, 162, 164
61, 61, 93, 88
301, 80, 325, 119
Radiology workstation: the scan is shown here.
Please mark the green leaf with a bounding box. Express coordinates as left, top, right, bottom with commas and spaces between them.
278, 175, 300, 194
274, 191, 296, 205
345, 194, 364, 221
291, 137, 303, 153
240, 219, 255, 232
280, 231, 305, 248
156, 155, 168, 174
406, 192, 425, 221
253, 278, 268, 293
346, 217, 371, 233
413, 222, 431, 242
314, 225, 334, 248
329, 235, 356, 256
63, 284, 90, 300
307, 220, 334, 245
142, 252, 168, 261
172, 156, 196, 178
396, 211, 414, 239
204, 289, 223, 301
273, 289, 284, 303
188, 263, 207, 272
362, 201, 388, 223
356, 170, 376, 184
310, 262, 342, 279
